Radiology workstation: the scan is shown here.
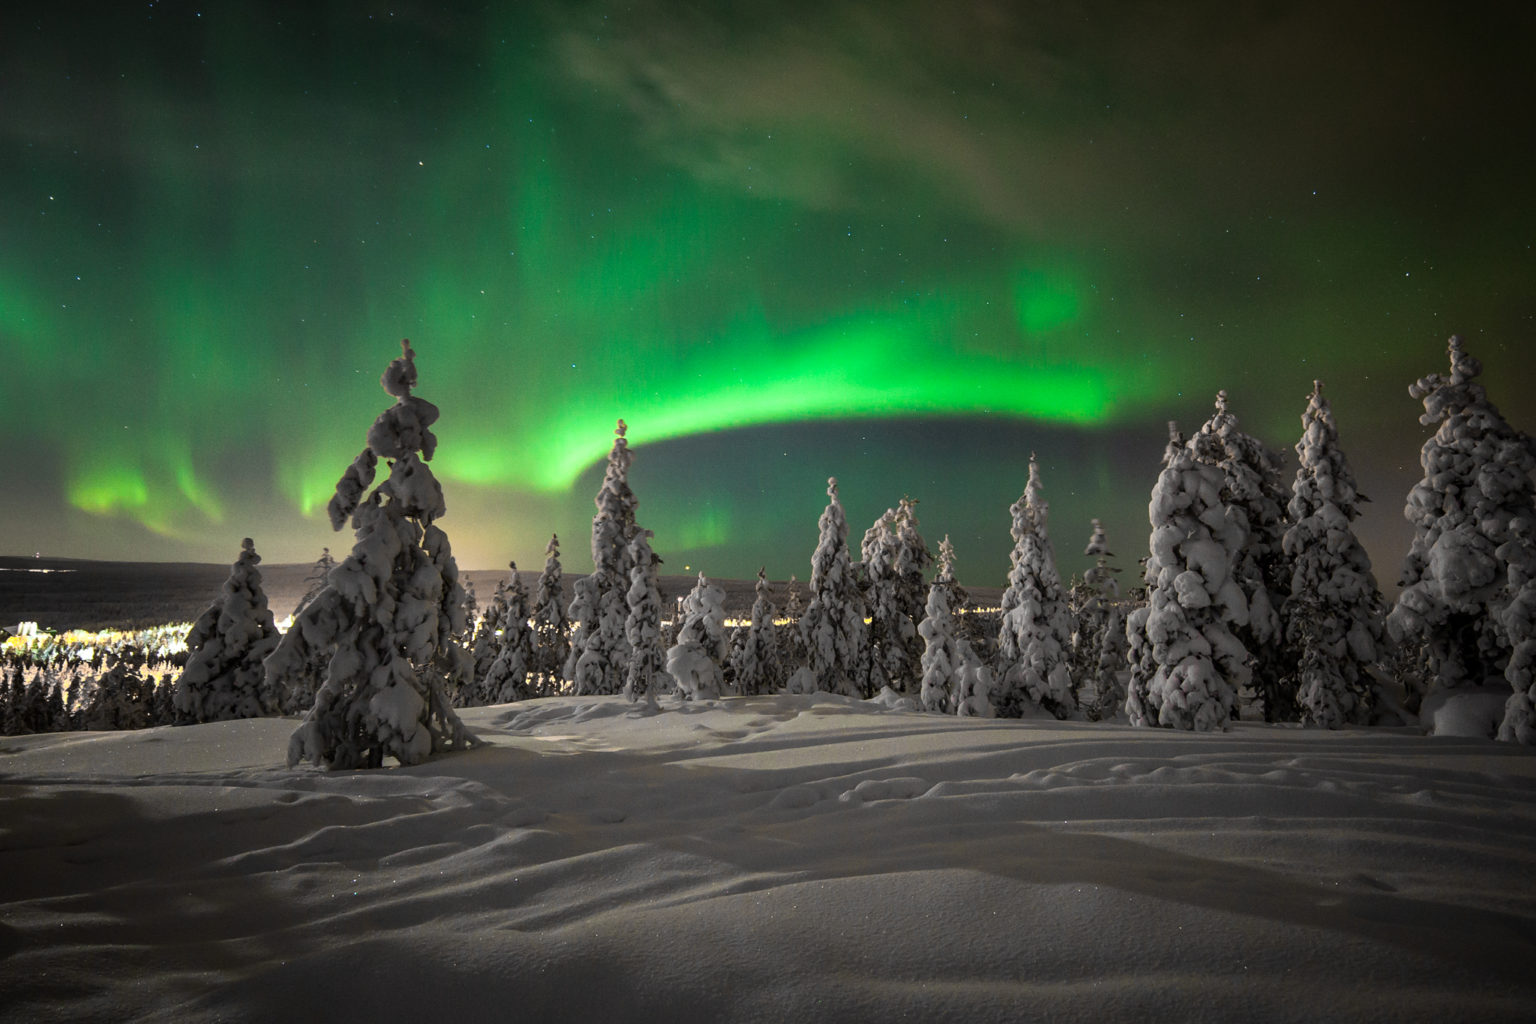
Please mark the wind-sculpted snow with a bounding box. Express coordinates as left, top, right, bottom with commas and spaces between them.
3, 696, 1535, 1022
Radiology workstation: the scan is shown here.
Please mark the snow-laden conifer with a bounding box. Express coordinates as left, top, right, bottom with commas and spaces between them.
953, 653, 994, 717
919, 536, 970, 713
292, 547, 336, 621
623, 529, 667, 710
1188, 390, 1293, 721
173, 537, 282, 723
474, 563, 535, 705
863, 499, 931, 695
862, 507, 904, 687
779, 574, 806, 670
994, 455, 1075, 718
1281, 381, 1386, 727
470, 576, 511, 689
1, 671, 25, 736
531, 533, 569, 696
1498, 518, 1536, 743
572, 580, 628, 697
564, 573, 599, 684
1125, 429, 1250, 731
731, 568, 786, 696
798, 478, 870, 696
1389, 337, 1536, 709
566, 421, 639, 694
1071, 519, 1127, 720
783, 575, 804, 621
667, 572, 729, 700
268, 340, 477, 769
892, 498, 933, 617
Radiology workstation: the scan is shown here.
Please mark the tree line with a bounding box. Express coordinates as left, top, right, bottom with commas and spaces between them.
5, 336, 1532, 760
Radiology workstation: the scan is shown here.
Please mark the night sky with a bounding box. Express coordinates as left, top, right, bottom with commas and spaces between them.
4, 1, 1533, 589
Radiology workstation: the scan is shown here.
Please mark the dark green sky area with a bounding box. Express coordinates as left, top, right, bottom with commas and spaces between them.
3, 0, 1533, 587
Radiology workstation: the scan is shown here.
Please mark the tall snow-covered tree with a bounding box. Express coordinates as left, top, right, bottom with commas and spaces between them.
1188, 390, 1293, 721
667, 572, 729, 700
473, 562, 535, 706
623, 529, 667, 710
268, 340, 477, 769
779, 574, 806, 671
862, 507, 904, 688
1390, 337, 1536, 711
531, 533, 569, 696
891, 498, 933, 617
1281, 381, 1387, 728
566, 420, 639, 694
1126, 424, 1186, 722
862, 498, 931, 695
799, 478, 870, 697
731, 568, 786, 696
919, 536, 970, 713
994, 455, 1075, 718
173, 537, 282, 723
1071, 519, 1127, 720
470, 576, 511, 688
1125, 429, 1251, 731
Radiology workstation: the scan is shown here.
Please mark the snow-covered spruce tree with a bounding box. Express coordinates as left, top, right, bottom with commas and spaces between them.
731, 568, 786, 697
474, 563, 536, 706
862, 499, 931, 695
953, 652, 994, 718
1498, 518, 1536, 743
722, 624, 745, 694
862, 507, 905, 688
667, 571, 729, 700
1071, 519, 1127, 721
1188, 390, 1293, 721
292, 547, 337, 621
566, 420, 639, 695
1, 670, 24, 736
1389, 337, 1536, 714
919, 536, 970, 713
892, 498, 934, 615
460, 578, 480, 641
798, 478, 871, 697
82, 660, 155, 731
1126, 424, 1183, 723
1281, 381, 1387, 728
173, 537, 282, 723
778, 573, 806, 671
469, 575, 511, 691
994, 455, 1076, 718
530, 534, 569, 696
623, 529, 667, 710
268, 340, 477, 769
1125, 428, 1251, 731
269, 592, 332, 715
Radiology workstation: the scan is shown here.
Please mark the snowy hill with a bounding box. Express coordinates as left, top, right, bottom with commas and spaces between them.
3, 694, 1534, 1022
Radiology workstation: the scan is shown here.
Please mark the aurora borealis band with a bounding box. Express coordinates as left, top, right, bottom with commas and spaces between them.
4, 2, 1534, 586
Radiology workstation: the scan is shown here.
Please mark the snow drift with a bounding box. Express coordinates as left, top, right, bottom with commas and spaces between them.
3, 694, 1534, 1022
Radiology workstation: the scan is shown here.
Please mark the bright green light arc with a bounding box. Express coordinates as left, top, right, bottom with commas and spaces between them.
440, 307, 1127, 494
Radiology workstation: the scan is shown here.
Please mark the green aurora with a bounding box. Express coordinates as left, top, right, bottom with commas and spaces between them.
3, 1, 1533, 584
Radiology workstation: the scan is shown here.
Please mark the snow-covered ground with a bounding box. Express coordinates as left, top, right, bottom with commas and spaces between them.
3, 694, 1534, 1022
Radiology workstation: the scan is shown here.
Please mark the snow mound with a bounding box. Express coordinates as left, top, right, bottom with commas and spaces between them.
1419, 684, 1510, 739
